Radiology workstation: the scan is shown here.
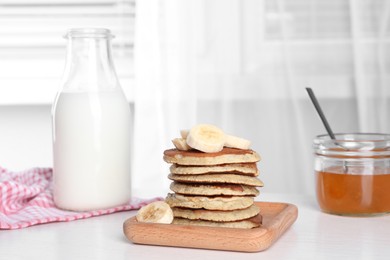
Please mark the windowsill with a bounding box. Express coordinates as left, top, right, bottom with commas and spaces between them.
0, 77, 135, 106
0, 74, 367, 105
0, 55, 135, 105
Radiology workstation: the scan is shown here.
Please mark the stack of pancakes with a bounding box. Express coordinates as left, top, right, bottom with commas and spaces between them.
163, 147, 263, 229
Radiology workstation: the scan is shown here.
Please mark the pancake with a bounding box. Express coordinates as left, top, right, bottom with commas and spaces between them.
163, 148, 261, 166
170, 163, 259, 176
165, 193, 254, 210
172, 204, 260, 222
168, 173, 264, 187
172, 214, 262, 229
170, 182, 260, 196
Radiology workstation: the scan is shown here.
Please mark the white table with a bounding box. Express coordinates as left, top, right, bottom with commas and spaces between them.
1, 193, 389, 260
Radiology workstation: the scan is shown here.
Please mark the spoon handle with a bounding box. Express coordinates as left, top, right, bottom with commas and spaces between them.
306, 87, 336, 140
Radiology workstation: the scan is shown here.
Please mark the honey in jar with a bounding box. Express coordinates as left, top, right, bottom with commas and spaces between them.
313, 133, 390, 216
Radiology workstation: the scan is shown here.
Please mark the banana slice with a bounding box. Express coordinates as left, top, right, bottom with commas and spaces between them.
136, 201, 173, 224
172, 138, 191, 151
186, 124, 226, 153
225, 134, 251, 150
180, 129, 189, 139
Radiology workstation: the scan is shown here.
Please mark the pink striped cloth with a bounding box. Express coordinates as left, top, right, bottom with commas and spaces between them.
0, 166, 160, 230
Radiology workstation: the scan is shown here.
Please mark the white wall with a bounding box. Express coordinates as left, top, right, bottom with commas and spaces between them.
0, 105, 53, 170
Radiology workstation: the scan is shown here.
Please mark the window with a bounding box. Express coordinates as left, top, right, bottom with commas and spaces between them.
0, 0, 134, 105
260, 0, 390, 98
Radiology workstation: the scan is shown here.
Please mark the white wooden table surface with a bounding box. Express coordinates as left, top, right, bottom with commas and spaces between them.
1, 193, 389, 260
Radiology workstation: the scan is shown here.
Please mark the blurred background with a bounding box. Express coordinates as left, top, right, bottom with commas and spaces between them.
0, 0, 389, 198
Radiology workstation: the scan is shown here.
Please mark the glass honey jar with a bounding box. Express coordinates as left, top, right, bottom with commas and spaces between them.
313, 133, 390, 216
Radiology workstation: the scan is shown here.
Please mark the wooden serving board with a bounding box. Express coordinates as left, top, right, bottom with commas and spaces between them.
123, 201, 298, 252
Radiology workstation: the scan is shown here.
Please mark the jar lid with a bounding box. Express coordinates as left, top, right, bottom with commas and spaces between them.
313, 133, 390, 157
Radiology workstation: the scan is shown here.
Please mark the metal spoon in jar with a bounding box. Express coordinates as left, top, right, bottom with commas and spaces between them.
306, 87, 349, 172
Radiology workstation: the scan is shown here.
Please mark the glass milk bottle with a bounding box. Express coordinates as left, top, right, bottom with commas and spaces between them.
52, 28, 131, 211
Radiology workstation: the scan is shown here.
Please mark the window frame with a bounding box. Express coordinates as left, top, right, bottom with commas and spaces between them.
0, 0, 135, 105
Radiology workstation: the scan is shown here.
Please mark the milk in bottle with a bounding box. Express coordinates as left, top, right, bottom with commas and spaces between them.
52, 28, 131, 211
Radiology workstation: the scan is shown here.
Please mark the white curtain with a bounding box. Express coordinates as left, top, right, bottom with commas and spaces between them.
132, 0, 390, 198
